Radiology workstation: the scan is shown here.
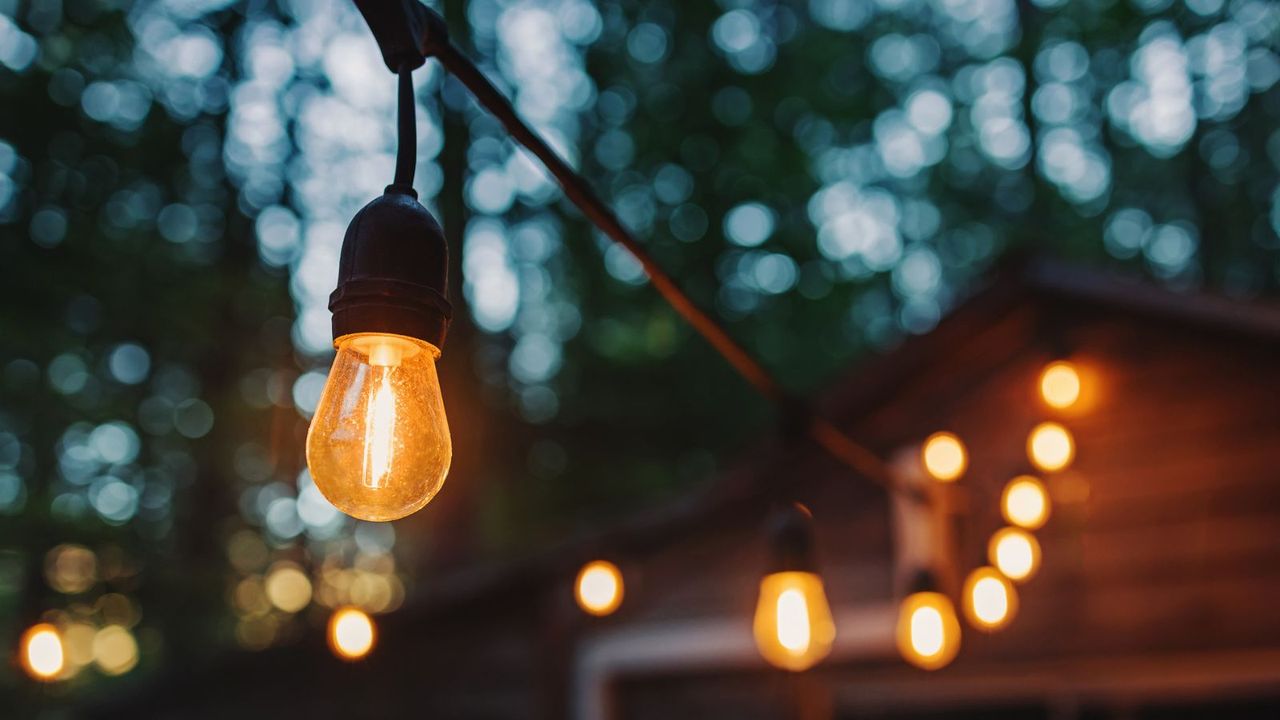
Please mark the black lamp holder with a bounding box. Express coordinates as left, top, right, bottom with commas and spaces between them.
767, 504, 818, 574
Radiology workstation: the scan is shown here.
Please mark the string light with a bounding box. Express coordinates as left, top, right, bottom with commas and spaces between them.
1039, 361, 1081, 409
921, 432, 967, 482
988, 527, 1041, 583
20, 623, 64, 681
962, 567, 1018, 632
753, 505, 835, 672
896, 591, 961, 671
328, 607, 376, 661
753, 571, 836, 672
1027, 422, 1075, 472
1001, 475, 1051, 530
574, 560, 624, 617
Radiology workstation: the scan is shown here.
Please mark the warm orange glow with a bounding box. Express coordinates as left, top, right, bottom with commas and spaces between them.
1001, 475, 1050, 529
895, 592, 961, 671
307, 333, 452, 522
1039, 361, 1081, 409
1027, 422, 1075, 472
753, 571, 836, 671
962, 567, 1018, 632
328, 607, 376, 660
20, 623, 64, 681
921, 432, 967, 482
988, 527, 1041, 583
574, 560, 624, 616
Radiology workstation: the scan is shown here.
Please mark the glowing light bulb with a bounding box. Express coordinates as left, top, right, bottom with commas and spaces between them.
307, 333, 452, 522
1027, 422, 1074, 472
753, 571, 835, 672
1001, 475, 1050, 529
896, 592, 961, 671
1039, 361, 1081, 409
962, 567, 1018, 632
329, 607, 376, 660
921, 432, 967, 482
988, 527, 1041, 583
575, 560, 624, 616
21, 623, 64, 681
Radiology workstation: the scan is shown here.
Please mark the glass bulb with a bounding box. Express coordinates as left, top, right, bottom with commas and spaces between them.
753, 571, 836, 672
307, 333, 452, 522
962, 566, 1018, 632
896, 592, 961, 671
575, 560, 624, 616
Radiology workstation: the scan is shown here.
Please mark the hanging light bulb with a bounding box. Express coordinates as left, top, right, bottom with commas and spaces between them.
328, 607, 376, 661
962, 567, 1018, 632
753, 505, 836, 672
308, 333, 451, 521
306, 66, 456, 522
20, 623, 65, 681
1001, 475, 1051, 530
575, 560, 624, 616
895, 573, 961, 671
988, 527, 1041, 583
921, 432, 967, 482
1039, 361, 1081, 409
1027, 422, 1075, 472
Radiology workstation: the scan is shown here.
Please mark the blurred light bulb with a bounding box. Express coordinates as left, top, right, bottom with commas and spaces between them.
575, 560, 624, 616
753, 571, 835, 671
307, 333, 452, 522
962, 567, 1018, 632
1039, 361, 1081, 409
20, 623, 64, 681
921, 432, 967, 482
988, 527, 1041, 583
1027, 422, 1074, 472
329, 607, 375, 660
896, 592, 961, 671
1001, 475, 1050, 530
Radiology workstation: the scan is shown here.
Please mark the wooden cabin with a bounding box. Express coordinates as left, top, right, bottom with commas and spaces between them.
93, 261, 1280, 719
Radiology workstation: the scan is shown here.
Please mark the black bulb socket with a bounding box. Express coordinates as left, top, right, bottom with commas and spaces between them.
329, 185, 452, 351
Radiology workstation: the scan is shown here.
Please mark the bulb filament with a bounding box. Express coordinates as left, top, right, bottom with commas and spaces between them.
776, 588, 811, 653
361, 344, 401, 490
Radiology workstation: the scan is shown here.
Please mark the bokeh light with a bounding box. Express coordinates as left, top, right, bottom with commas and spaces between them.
1001, 475, 1051, 530
921, 432, 967, 482
20, 623, 64, 681
328, 607, 375, 661
963, 567, 1018, 632
896, 592, 961, 671
93, 624, 139, 676
264, 562, 313, 614
1039, 361, 1081, 409
1028, 422, 1075, 472
574, 560, 624, 617
988, 527, 1042, 583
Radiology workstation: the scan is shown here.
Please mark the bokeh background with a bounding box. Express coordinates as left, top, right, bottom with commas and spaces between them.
0, 0, 1278, 711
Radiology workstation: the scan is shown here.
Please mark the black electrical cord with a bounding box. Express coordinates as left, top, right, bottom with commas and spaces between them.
393, 64, 416, 189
